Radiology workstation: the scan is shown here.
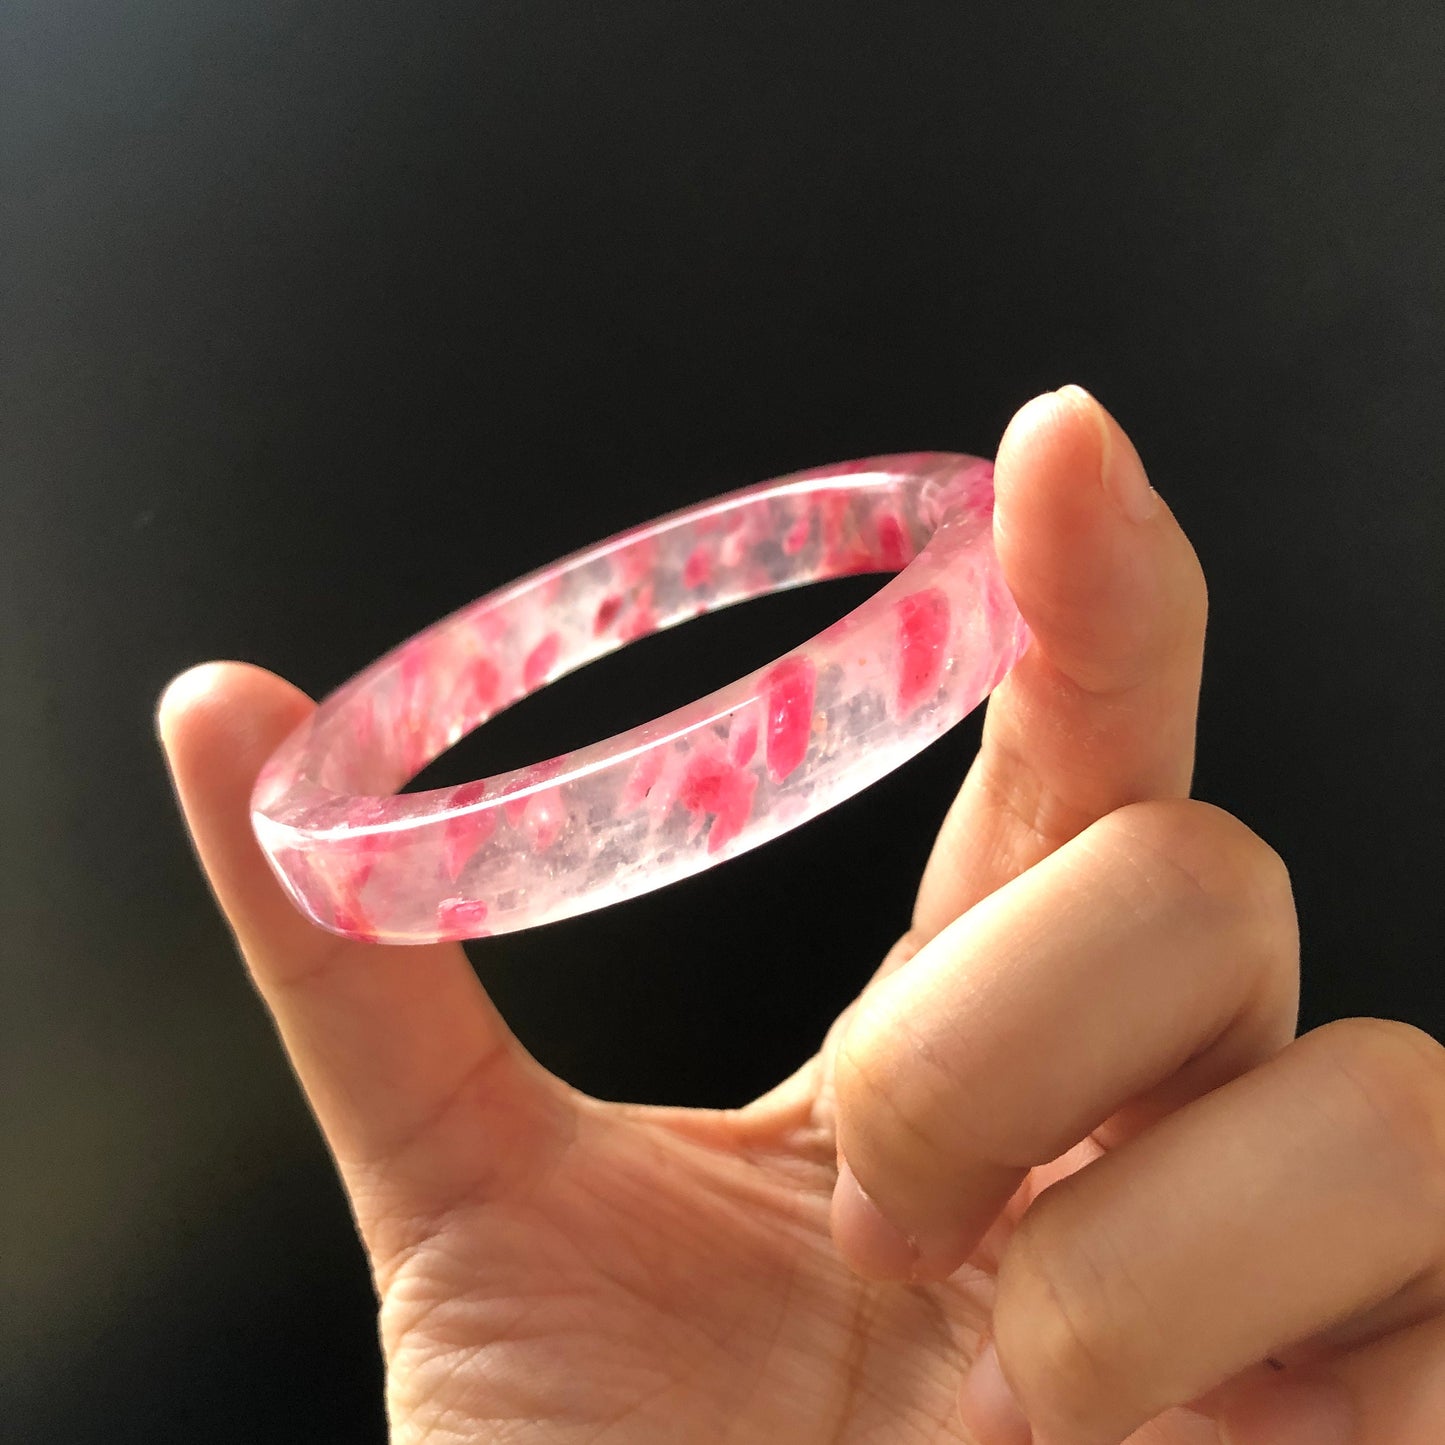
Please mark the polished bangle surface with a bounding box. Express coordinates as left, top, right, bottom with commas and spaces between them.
251, 452, 1029, 943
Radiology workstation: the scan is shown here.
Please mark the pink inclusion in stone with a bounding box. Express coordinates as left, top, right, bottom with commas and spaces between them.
436, 897, 490, 935
619, 587, 659, 641
729, 718, 759, 767
682, 545, 712, 589
876, 514, 911, 571
331, 894, 377, 942
895, 587, 951, 714
442, 782, 498, 882
764, 656, 817, 782
336, 796, 392, 891
782, 514, 812, 555
678, 751, 759, 853
821, 493, 848, 555
594, 593, 623, 634
617, 533, 657, 588
459, 656, 501, 713
524, 633, 561, 692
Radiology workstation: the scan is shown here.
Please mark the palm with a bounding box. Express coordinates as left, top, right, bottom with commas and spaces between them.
376, 1051, 996, 1445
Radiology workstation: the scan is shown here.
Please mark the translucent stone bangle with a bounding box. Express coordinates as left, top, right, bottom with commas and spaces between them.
250, 452, 1030, 944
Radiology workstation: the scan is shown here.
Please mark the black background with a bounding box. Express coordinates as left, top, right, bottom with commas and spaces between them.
4, 3, 1442, 1441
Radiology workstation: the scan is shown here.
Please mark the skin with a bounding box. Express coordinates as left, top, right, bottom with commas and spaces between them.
159, 389, 1445, 1444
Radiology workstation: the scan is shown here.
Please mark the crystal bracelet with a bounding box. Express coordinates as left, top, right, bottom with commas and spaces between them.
251, 452, 1029, 943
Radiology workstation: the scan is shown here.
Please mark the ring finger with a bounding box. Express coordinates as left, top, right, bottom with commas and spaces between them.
969, 1017, 1445, 1444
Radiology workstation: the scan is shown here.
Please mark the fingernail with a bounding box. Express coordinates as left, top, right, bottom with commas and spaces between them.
1056, 383, 1160, 524
957, 1340, 1032, 1445
830, 1158, 917, 1280
1220, 1373, 1355, 1445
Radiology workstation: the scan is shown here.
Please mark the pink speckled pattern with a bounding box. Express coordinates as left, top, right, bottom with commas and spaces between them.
250, 453, 1030, 943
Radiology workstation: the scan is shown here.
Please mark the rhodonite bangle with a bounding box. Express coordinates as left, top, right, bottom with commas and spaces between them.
250, 452, 1030, 944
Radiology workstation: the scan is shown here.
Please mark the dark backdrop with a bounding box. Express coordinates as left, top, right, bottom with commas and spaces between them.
5, 3, 1442, 1441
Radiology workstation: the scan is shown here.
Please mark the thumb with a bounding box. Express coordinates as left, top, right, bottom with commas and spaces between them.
157, 662, 573, 1247
906, 385, 1209, 944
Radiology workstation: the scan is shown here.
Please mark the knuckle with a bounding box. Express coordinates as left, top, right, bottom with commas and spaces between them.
1313, 1018, 1445, 1215
834, 1002, 959, 1173
1101, 802, 1301, 1042
1110, 799, 1296, 927
837, 974, 1053, 1183
995, 1208, 1147, 1434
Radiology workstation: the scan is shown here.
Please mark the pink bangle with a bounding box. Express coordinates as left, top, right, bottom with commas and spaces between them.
251, 452, 1029, 944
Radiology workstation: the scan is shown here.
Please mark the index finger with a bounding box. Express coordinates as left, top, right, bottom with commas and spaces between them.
904, 386, 1208, 947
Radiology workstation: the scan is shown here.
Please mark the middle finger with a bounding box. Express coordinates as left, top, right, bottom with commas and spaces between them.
831, 797, 1299, 1282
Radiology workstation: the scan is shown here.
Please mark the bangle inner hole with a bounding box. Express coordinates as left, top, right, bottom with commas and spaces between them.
403, 571, 886, 793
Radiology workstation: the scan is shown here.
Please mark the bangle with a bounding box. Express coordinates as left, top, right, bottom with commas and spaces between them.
251, 452, 1029, 943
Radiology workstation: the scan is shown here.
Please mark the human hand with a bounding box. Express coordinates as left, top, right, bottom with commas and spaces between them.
158, 388, 1445, 1444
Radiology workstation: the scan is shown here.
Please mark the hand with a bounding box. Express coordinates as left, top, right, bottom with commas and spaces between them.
159, 388, 1445, 1444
